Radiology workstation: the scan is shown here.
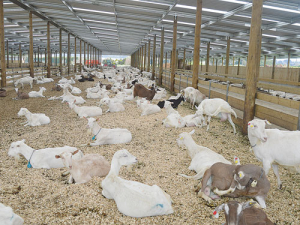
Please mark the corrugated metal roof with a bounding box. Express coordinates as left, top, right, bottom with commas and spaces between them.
2, 0, 300, 59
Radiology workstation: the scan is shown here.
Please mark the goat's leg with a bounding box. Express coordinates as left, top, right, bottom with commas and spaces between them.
262, 160, 272, 175
214, 187, 236, 196
272, 164, 282, 189
206, 116, 211, 131
227, 114, 236, 134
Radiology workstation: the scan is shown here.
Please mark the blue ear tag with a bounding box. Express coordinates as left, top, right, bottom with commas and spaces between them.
27, 161, 32, 168
92, 135, 96, 140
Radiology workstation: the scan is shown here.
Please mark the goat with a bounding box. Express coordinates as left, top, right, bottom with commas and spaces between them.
61, 87, 86, 104
100, 98, 125, 113
138, 100, 161, 116
157, 95, 185, 109
177, 130, 231, 180
28, 87, 46, 98
85, 117, 132, 146
8, 139, 83, 169
14, 76, 34, 89
198, 162, 270, 208
194, 98, 237, 134
188, 89, 206, 109
248, 119, 300, 189
0, 203, 24, 225
101, 149, 173, 217
213, 201, 275, 225
51, 84, 62, 91
68, 100, 102, 118
18, 108, 50, 126
55, 150, 110, 184
14, 88, 29, 99
133, 83, 156, 101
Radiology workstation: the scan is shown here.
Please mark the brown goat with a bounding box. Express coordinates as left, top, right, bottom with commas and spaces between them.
15, 88, 29, 99
0, 88, 7, 97
214, 201, 275, 225
133, 84, 156, 101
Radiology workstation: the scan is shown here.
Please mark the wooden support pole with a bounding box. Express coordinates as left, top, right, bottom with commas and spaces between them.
11, 47, 13, 63
59, 29, 62, 74
37, 46, 39, 67
159, 28, 164, 85
47, 21, 51, 78
222, 57, 224, 66
264, 55, 267, 67
242, 0, 263, 134
87, 44, 89, 67
205, 42, 210, 72
68, 33, 70, 75
84, 42, 86, 66
45, 50, 47, 66
271, 55, 276, 79
141, 46, 143, 70
6, 40, 8, 68
152, 34, 157, 80
0, 0, 6, 87
225, 37, 230, 74
192, 0, 202, 88
80, 40, 82, 71
147, 39, 151, 72
165, 52, 167, 69
287, 52, 290, 69
170, 16, 177, 92
183, 48, 186, 70
176, 50, 178, 69
74, 37, 76, 73
232, 57, 235, 66
29, 12, 34, 77
237, 57, 240, 75
144, 43, 146, 71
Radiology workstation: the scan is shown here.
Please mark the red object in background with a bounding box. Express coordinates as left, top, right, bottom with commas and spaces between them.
85, 60, 100, 65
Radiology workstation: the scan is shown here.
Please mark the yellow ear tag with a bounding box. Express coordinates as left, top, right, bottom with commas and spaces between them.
239, 172, 243, 178
235, 160, 238, 164
251, 180, 257, 187
250, 125, 254, 128
180, 137, 183, 140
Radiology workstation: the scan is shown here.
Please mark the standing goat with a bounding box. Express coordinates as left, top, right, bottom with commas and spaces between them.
133, 83, 156, 101
248, 119, 300, 189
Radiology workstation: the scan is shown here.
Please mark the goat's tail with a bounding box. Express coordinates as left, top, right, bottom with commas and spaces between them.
179, 171, 204, 180
230, 108, 237, 118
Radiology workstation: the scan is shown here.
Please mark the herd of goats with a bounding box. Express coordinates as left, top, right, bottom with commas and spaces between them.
1, 65, 300, 225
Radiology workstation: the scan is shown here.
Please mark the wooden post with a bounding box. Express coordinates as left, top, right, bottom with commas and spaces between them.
237, 58, 240, 75
68, 33, 70, 75
6, 40, 8, 68
64, 52, 65, 66
232, 57, 235, 66
216, 58, 218, 72
225, 37, 230, 74
141, 46, 143, 70
84, 42, 86, 66
242, 0, 263, 134
222, 57, 224, 66
19, 43, 22, 68
0, 0, 6, 87
200, 58, 203, 71
264, 55, 267, 67
176, 50, 178, 69
11, 48, 13, 63
205, 42, 210, 72
287, 52, 290, 78
271, 55, 276, 79
74, 37, 77, 73
45, 49, 47, 66
144, 43, 146, 71
59, 29, 62, 74
159, 28, 164, 85
37, 46, 39, 67
147, 40, 151, 72
151, 34, 157, 80
47, 21, 51, 78
29, 12, 34, 77
170, 16, 177, 92
183, 48, 186, 70
192, 0, 202, 88
87, 44, 89, 67
165, 52, 167, 69
80, 40, 82, 71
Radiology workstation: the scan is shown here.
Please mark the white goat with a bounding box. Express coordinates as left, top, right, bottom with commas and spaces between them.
188, 89, 206, 109
101, 149, 173, 217
194, 98, 237, 134
162, 101, 185, 128
177, 130, 231, 180
14, 76, 34, 89
61, 87, 86, 104
248, 119, 300, 189
68, 100, 102, 118
85, 118, 132, 146
139, 101, 161, 116
0, 203, 24, 225
181, 87, 195, 102
8, 139, 83, 169
183, 114, 202, 127
55, 150, 110, 184
100, 98, 125, 113
17, 108, 50, 126
28, 87, 46, 98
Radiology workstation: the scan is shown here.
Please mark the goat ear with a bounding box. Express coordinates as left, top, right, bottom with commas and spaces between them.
96, 118, 100, 121
72, 150, 79, 155
189, 129, 195, 135
265, 120, 271, 125
55, 155, 60, 158
213, 204, 225, 218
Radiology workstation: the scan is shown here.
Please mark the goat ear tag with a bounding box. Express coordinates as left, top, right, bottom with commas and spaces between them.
180, 137, 183, 140
213, 211, 219, 218
235, 160, 238, 164
251, 180, 257, 187
27, 161, 32, 168
92, 135, 96, 140
238, 171, 244, 178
